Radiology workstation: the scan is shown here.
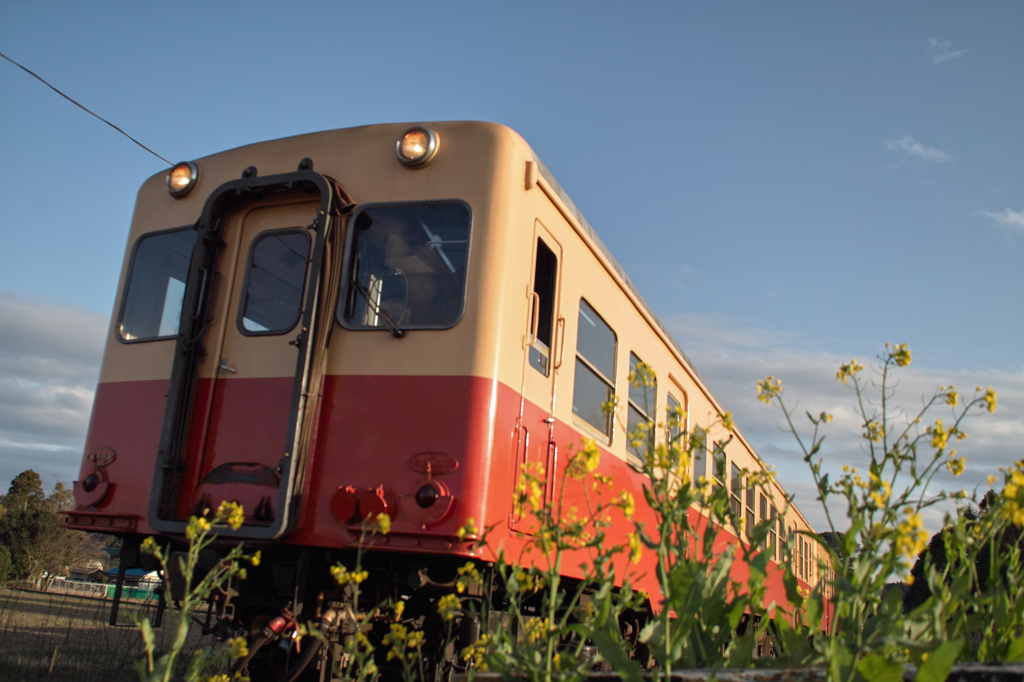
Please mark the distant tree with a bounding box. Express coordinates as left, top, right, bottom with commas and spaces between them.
903, 490, 1023, 614
0, 545, 12, 582
4, 469, 45, 512
0, 471, 106, 586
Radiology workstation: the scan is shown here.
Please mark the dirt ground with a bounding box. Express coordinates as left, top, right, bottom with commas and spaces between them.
0, 586, 216, 682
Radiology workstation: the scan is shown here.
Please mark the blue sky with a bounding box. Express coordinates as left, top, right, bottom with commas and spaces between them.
1, 2, 1021, 530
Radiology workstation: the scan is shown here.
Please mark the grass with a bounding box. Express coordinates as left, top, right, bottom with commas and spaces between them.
0, 585, 214, 682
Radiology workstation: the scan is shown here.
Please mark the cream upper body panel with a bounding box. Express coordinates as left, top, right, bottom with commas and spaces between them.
98, 121, 518, 385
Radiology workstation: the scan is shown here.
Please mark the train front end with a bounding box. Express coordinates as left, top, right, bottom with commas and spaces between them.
63, 122, 524, 674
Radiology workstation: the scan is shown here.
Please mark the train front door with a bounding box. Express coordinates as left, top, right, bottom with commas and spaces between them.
512, 220, 563, 532
183, 200, 320, 525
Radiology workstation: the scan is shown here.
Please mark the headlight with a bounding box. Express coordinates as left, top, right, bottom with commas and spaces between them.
396, 127, 439, 167
167, 161, 199, 197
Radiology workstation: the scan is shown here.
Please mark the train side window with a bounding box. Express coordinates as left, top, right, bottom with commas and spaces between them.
745, 480, 756, 541
118, 227, 197, 342
529, 239, 558, 375
769, 504, 778, 559
238, 229, 311, 335
712, 441, 727, 493
730, 463, 743, 519
626, 352, 656, 460
691, 426, 707, 493
760, 493, 768, 550
665, 393, 684, 448
339, 201, 471, 331
571, 299, 616, 438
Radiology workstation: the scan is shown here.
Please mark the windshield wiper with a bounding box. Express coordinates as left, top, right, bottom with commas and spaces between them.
420, 220, 457, 274
351, 279, 405, 338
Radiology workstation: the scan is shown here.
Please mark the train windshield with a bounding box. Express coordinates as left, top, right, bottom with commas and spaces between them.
340, 202, 471, 331
118, 227, 197, 342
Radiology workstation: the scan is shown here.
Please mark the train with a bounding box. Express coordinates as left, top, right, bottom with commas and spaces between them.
63, 121, 822, 679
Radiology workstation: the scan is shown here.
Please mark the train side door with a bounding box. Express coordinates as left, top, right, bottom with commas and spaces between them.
185, 200, 318, 522
511, 220, 563, 531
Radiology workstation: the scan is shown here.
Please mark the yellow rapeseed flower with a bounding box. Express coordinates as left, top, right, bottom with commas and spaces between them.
930, 419, 949, 450
836, 360, 864, 385
616, 491, 636, 518
185, 515, 211, 540
895, 511, 928, 560
627, 533, 643, 564
891, 343, 912, 367
864, 420, 884, 443
946, 453, 965, 477
456, 518, 477, 542
227, 636, 249, 659
945, 387, 959, 406
437, 593, 460, 621
330, 564, 368, 585
756, 376, 783, 404
721, 411, 735, 432
984, 386, 997, 413
217, 501, 245, 530
567, 439, 602, 479
1000, 462, 1024, 527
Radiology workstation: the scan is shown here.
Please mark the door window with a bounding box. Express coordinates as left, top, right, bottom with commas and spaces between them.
528, 239, 558, 375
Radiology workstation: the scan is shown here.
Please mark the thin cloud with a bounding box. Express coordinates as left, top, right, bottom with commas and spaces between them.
0, 292, 106, 488
884, 136, 952, 163
928, 38, 966, 65
979, 208, 1024, 232
664, 313, 1023, 534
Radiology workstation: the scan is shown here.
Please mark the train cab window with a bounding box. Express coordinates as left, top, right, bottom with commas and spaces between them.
529, 239, 558, 376
339, 202, 471, 331
118, 227, 197, 342
239, 229, 311, 334
571, 299, 616, 438
626, 352, 656, 460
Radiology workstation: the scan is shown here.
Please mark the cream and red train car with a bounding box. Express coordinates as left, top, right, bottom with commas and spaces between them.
64, 121, 822, 674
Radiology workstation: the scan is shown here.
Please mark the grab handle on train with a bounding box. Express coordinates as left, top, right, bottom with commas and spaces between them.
554, 316, 566, 370
526, 291, 540, 346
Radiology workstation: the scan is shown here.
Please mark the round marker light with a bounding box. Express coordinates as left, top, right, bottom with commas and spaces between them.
415, 483, 440, 508
396, 127, 438, 167
82, 472, 101, 493
167, 161, 198, 197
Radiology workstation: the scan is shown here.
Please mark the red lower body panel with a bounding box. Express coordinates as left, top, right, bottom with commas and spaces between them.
74, 373, 794, 613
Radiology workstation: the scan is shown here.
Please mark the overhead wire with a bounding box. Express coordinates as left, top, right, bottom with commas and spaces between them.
0, 49, 172, 166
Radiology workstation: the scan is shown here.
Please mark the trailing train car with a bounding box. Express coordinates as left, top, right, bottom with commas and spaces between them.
64, 122, 823, 678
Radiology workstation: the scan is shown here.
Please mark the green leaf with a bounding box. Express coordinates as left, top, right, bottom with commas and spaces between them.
915, 639, 963, 682
1008, 631, 1024, 662
590, 624, 643, 682
856, 652, 903, 682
